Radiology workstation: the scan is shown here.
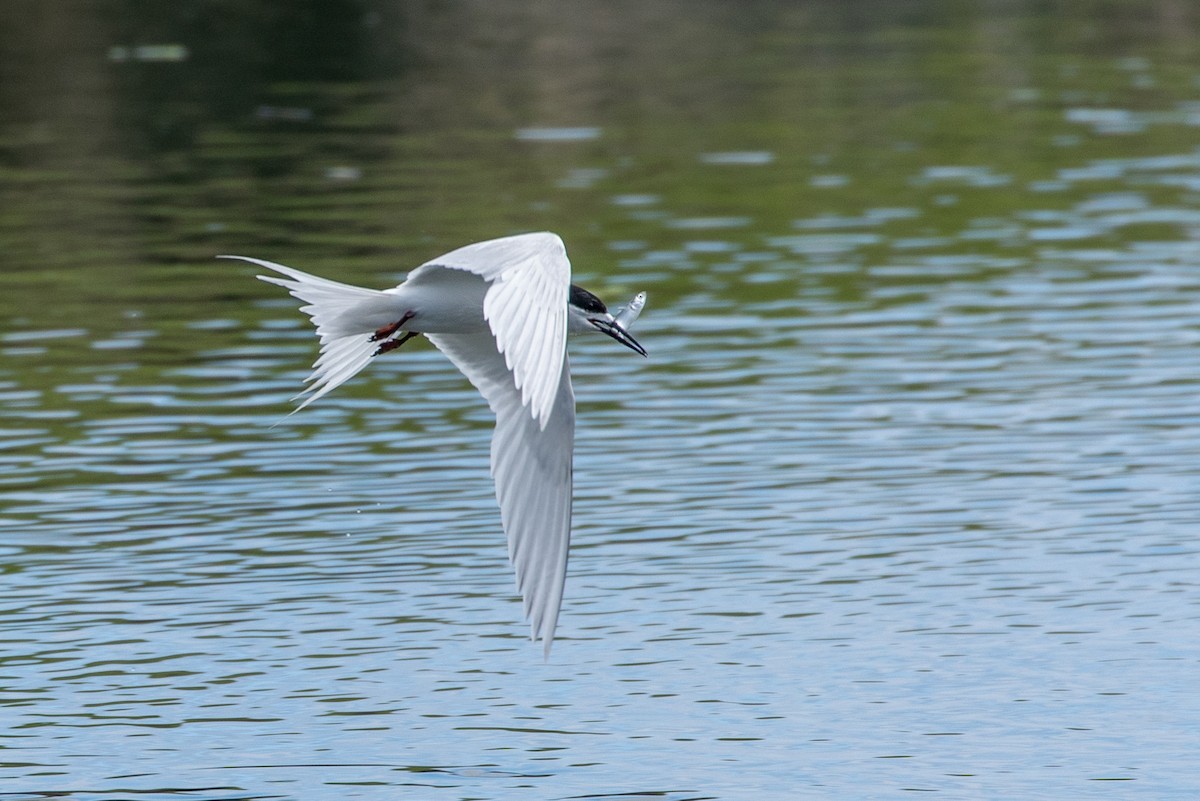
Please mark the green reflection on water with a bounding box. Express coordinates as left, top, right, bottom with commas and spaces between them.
1, 2, 1198, 389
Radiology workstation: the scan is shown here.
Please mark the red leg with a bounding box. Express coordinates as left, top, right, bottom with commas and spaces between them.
370, 310, 416, 342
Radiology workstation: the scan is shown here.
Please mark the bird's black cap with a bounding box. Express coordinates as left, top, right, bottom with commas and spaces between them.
569, 284, 608, 315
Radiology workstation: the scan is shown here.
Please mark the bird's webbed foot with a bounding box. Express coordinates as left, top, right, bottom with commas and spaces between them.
372, 331, 417, 356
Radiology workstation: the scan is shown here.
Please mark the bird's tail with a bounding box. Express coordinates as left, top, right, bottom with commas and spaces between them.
221, 255, 408, 412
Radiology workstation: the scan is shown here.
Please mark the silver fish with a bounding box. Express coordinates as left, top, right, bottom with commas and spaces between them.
614, 291, 646, 330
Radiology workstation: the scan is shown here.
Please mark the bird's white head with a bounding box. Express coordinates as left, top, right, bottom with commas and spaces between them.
567, 284, 648, 356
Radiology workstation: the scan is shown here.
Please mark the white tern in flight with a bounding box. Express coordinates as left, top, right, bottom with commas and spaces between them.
222, 232, 647, 655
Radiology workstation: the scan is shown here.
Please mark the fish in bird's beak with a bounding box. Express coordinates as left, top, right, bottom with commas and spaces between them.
591, 316, 648, 357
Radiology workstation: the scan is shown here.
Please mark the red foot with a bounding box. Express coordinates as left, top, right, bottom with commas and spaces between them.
372, 331, 417, 356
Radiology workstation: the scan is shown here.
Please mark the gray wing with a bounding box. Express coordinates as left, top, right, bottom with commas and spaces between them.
425, 331, 575, 656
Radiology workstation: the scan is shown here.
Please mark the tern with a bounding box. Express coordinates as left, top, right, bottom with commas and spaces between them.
222, 232, 646, 655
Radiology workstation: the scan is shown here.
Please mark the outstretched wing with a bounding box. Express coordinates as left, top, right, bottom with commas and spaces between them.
413, 232, 570, 429
426, 331, 575, 656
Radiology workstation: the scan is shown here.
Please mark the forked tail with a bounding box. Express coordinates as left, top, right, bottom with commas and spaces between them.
220, 255, 408, 412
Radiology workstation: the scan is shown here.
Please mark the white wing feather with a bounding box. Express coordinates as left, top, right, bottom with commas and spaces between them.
426, 331, 575, 656
421, 234, 575, 653
415, 233, 569, 428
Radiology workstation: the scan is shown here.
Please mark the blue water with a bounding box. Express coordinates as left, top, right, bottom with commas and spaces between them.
3, 3, 1200, 800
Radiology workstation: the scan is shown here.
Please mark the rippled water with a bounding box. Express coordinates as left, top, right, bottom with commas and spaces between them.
4, 4, 1200, 800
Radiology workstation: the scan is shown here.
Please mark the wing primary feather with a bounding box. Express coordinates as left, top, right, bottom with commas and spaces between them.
425, 332, 576, 656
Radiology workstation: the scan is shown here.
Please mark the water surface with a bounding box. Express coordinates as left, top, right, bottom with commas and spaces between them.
2, 3, 1200, 800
